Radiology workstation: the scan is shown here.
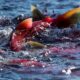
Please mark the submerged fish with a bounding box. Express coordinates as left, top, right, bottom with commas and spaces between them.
7, 59, 46, 68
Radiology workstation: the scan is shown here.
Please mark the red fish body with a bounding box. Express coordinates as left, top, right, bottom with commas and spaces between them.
8, 59, 46, 67
10, 18, 33, 51
51, 7, 80, 28
10, 7, 80, 51
10, 18, 50, 51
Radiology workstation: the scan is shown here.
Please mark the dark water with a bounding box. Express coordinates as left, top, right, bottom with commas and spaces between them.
0, 0, 80, 80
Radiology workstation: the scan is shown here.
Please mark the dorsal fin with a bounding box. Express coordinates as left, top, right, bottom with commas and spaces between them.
31, 5, 45, 21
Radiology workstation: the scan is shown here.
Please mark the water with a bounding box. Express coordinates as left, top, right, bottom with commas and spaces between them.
0, 0, 80, 80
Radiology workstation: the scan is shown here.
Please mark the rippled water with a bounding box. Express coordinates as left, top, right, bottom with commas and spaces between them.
0, 0, 80, 80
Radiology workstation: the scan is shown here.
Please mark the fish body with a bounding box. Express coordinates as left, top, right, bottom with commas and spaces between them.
52, 7, 80, 28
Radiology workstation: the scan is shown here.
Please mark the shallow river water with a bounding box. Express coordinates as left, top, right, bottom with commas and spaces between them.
0, 0, 80, 80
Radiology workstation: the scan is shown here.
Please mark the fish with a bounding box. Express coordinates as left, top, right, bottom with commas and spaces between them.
26, 41, 46, 48
7, 59, 46, 68
49, 46, 80, 54
11, 6, 80, 52
10, 18, 49, 51
10, 18, 33, 51
52, 7, 80, 28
